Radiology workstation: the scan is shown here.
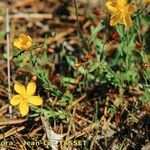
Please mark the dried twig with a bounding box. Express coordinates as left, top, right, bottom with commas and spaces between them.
6, 8, 12, 117
67, 93, 86, 109
0, 118, 27, 126
0, 126, 25, 140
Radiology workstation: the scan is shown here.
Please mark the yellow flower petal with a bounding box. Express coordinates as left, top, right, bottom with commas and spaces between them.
106, 0, 135, 28
13, 34, 32, 50
14, 39, 22, 49
27, 35, 32, 41
110, 14, 122, 26
106, 1, 118, 13
19, 34, 26, 40
19, 101, 29, 116
12, 81, 43, 116
123, 15, 132, 27
10, 95, 22, 106
143, 0, 150, 2
119, 0, 127, 6
27, 82, 36, 96
14, 82, 26, 96
127, 4, 137, 14
28, 96, 43, 106
26, 41, 32, 49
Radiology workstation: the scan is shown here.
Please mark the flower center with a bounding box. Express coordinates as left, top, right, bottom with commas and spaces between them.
22, 94, 28, 100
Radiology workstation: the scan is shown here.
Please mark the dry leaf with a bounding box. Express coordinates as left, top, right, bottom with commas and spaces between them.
41, 116, 66, 150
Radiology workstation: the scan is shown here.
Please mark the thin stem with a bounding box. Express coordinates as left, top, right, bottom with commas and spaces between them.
29, 50, 36, 67
73, 0, 90, 53
6, 8, 12, 117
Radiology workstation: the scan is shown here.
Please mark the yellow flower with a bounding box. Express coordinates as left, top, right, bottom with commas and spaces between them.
14, 34, 32, 50
106, 0, 137, 27
143, 0, 150, 2
10, 82, 43, 116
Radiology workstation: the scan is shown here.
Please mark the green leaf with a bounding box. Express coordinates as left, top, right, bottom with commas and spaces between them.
61, 77, 76, 84
143, 14, 150, 23
36, 70, 62, 97
115, 25, 125, 38
89, 62, 100, 72
139, 89, 150, 104
88, 23, 104, 44
78, 67, 87, 75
